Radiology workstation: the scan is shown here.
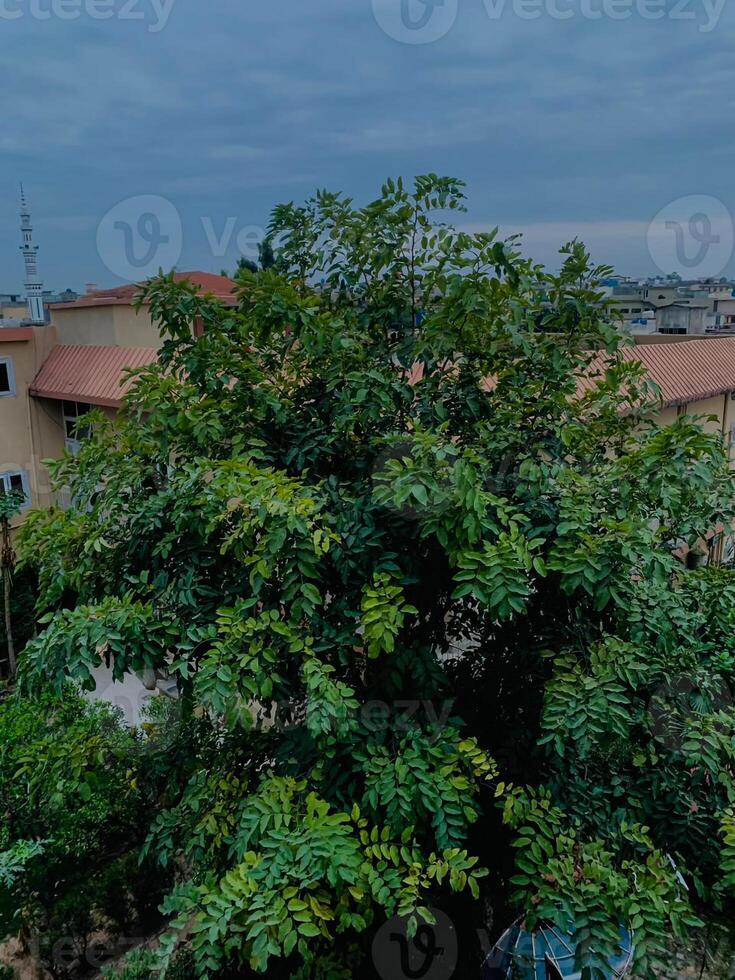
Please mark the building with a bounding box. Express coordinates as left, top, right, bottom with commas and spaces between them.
586, 337, 735, 444
0, 294, 29, 324
5, 201, 735, 528
655, 302, 710, 336
604, 277, 735, 338
0, 191, 237, 527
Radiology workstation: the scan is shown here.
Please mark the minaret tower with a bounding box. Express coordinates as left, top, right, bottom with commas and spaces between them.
19, 184, 45, 324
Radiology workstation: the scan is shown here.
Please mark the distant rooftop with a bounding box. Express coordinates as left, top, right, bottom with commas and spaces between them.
49, 272, 237, 310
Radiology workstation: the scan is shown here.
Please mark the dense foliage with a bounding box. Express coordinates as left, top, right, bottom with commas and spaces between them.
0, 567, 38, 662
16, 175, 735, 977
0, 487, 25, 676
0, 690, 169, 977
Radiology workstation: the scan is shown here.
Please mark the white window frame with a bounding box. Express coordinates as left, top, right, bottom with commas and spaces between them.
0, 470, 31, 510
0, 356, 16, 397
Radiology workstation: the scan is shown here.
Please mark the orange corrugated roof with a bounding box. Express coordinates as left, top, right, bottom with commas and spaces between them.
30, 335, 735, 415
410, 337, 735, 409
583, 337, 735, 408
30, 345, 159, 408
49, 272, 237, 311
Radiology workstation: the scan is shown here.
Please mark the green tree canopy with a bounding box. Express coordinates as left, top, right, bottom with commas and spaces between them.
18, 175, 735, 978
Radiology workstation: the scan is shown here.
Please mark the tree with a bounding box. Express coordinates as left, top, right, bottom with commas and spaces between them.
222, 236, 279, 279
257, 234, 277, 270
17, 175, 735, 977
0, 488, 24, 678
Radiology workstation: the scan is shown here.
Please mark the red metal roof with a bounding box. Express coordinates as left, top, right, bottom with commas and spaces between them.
409, 337, 735, 409
49, 272, 237, 311
584, 337, 735, 407
29, 335, 735, 415
29, 345, 159, 408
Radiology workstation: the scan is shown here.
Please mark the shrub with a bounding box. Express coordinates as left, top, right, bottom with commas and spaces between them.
0, 688, 170, 977
102, 947, 158, 980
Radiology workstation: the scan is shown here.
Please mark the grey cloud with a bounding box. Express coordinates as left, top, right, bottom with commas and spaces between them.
0, 0, 733, 288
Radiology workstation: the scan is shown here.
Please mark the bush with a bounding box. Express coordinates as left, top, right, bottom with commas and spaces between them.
102, 947, 158, 980
0, 688, 148, 878
101, 945, 198, 980
0, 688, 170, 977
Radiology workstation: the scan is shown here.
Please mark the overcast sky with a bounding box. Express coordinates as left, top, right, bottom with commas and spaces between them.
1, 0, 734, 292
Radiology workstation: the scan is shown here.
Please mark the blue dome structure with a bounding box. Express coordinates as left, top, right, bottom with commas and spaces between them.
482, 920, 634, 979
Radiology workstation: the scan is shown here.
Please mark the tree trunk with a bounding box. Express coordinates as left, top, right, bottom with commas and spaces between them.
1, 518, 15, 678
4, 566, 15, 677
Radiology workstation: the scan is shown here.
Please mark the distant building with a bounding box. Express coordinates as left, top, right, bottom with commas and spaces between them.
655, 302, 709, 336
43, 288, 79, 305
603, 277, 735, 338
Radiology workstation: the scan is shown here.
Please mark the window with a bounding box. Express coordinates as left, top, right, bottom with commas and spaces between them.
0, 470, 30, 509
62, 401, 92, 453
0, 357, 16, 397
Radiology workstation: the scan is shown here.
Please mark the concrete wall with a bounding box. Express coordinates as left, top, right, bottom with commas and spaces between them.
715, 298, 735, 325
633, 334, 700, 346
29, 398, 118, 513
0, 303, 29, 322
0, 325, 58, 525
51, 303, 162, 349
112, 305, 162, 347
29, 396, 68, 508
51, 305, 117, 345
657, 393, 735, 459
657, 305, 707, 335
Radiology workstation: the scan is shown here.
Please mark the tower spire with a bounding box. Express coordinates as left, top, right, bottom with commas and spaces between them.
19, 185, 44, 324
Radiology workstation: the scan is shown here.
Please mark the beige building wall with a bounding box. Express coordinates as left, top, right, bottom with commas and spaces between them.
658, 394, 733, 432
0, 326, 58, 527
112, 305, 162, 347
0, 303, 30, 322
657, 393, 735, 463
51, 303, 162, 349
